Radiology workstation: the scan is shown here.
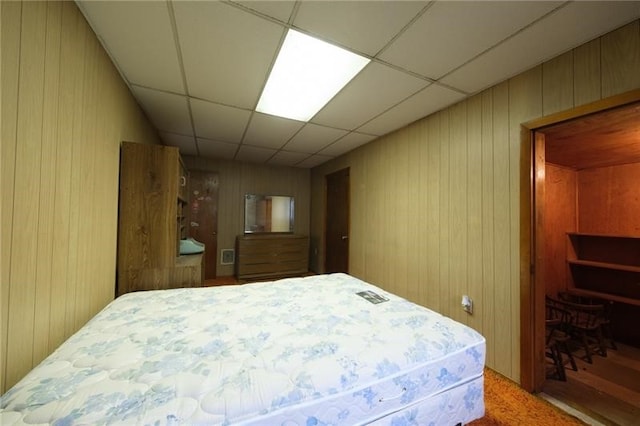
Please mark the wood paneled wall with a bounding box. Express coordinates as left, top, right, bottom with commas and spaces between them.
578, 163, 640, 235
183, 156, 310, 277
310, 20, 640, 382
1, 1, 160, 392
544, 164, 577, 298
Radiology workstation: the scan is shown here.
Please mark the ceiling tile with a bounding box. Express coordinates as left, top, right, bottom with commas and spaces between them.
197, 138, 239, 160
283, 123, 349, 154
191, 98, 251, 143
77, 1, 184, 93
294, 1, 427, 56
441, 1, 640, 94
78, 1, 640, 169
231, 1, 295, 23
267, 151, 311, 167
173, 1, 285, 108
131, 86, 192, 135
319, 132, 377, 157
243, 113, 305, 149
160, 132, 198, 156
235, 145, 277, 163
297, 154, 335, 169
311, 62, 429, 132
380, 1, 562, 80
357, 84, 466, 135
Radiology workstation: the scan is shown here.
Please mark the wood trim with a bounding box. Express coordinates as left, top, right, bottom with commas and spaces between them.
520, 89, 640, 392
519, 126, 536, 392
524, 88, 640, 130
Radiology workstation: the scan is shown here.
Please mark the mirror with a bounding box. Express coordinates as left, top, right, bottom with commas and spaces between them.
244, 194, 294, 233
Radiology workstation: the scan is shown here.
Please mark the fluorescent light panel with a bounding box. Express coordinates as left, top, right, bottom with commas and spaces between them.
257, 29, 370, 122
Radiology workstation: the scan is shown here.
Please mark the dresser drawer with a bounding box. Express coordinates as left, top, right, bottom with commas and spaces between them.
236, 235, 309, 280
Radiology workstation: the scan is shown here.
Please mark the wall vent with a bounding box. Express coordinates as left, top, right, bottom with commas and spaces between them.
221, 249, 235, 265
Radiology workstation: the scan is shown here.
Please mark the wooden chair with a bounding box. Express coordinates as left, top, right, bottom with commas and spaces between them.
545, 301, 578, 377
558, 292, 617, 351
551, 296, 607, 363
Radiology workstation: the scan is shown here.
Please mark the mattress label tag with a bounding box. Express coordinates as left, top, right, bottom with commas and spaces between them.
356, 290, 389, 304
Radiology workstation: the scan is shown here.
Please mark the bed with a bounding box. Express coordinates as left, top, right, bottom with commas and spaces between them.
1, 273, 485, 425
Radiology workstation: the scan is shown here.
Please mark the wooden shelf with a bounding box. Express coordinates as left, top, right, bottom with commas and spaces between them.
568, 288, 640, 307
567, 232, 640, 239
566, 233, 640, 307
568, 259, 640, 273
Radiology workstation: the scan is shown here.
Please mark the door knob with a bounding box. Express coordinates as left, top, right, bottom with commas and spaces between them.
341, 235, 348, 240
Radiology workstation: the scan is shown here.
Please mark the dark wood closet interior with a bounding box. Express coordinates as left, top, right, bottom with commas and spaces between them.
540, 101, 640, 425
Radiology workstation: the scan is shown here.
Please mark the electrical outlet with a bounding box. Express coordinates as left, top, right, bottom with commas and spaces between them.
462, 295, 473, 314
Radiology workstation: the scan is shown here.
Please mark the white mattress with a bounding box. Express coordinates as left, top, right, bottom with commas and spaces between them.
1, 273, 485, 425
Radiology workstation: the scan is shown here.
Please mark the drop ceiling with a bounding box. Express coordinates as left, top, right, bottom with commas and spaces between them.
76, 1, 640, 168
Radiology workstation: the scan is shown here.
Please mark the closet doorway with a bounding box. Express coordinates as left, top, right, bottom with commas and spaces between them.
523, 91, 640, 424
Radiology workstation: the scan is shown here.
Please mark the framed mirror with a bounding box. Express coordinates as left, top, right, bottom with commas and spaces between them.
244, 194, 294, 233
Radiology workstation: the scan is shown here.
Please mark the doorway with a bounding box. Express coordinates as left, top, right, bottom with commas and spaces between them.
325, 168, 350, 273
523, 92, 640, 424
188, 171, 219, 279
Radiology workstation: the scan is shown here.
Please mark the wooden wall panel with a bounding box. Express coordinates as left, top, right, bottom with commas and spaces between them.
424, 114, 440, 313
64, 4, 87, 338
406, 121, 423, 304
467, 94, 483, 333
449, 101, 468, 325
491, 81, 513, 378
480, 90, 496, 368
49, 1, 79, 353
601, 21, 640, 98
6, 0, 47, 389
573, 39, 601, 105
1, 0, 22, 394
393, 128, 410, 298
438, 110, 452, 318
577, 163, 640, 235
182, 156, 311, 277
33, 1, 62, 365
543, 51, 574, 116
1, 0, 160, 393
544, 165, 577, 297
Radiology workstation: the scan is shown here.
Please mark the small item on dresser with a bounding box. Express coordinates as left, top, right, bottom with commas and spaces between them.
179, 237, 205, 255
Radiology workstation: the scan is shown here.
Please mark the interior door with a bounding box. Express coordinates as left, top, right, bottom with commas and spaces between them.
325, 168, 350, 273
188, 171, 218, 279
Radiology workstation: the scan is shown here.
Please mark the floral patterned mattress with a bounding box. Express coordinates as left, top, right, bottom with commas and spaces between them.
1, 273, 485, 425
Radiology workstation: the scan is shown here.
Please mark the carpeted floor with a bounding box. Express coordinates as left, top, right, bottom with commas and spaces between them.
470, 368, 586, 425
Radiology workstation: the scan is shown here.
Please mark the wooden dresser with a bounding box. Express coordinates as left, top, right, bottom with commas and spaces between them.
236, 234, 309, 280
117, 142, 203, 295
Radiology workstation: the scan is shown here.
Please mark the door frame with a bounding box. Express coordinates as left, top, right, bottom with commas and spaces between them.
519, 89, 640, 392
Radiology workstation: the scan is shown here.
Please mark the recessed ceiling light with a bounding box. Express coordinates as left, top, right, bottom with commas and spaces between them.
256, 29, 370, 122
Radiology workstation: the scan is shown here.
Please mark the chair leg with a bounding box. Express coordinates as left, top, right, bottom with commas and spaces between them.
602, 322, 617, 350
553, 345, 566, 381
558, 340, 577, 371
596, 327, 607, 357
581, 333, 593, 363
546, 343, 566, 381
